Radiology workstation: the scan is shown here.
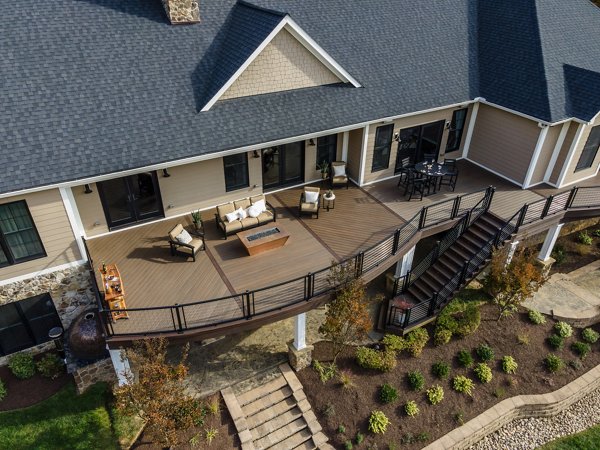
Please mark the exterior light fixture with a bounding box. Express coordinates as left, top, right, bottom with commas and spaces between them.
253, 150, 260, 158
84, 184, 93, 194
308, 139, 316, 146
162, 168, 171, 177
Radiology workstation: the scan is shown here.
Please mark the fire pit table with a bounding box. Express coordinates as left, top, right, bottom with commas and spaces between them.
237, 223, 290, 256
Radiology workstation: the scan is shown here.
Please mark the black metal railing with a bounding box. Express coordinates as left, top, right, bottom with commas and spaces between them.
91, 187, 495, 337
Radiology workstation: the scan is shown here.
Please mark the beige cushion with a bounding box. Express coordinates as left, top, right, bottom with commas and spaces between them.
250, 195, 266, 205
332, 175, 348, 183
234, 198, 251, 210
333, 164, 346, 176
257, 211, 274, 224
224, 220, 243, 233
305, 190, 319, 203
169, 224, 184, 241
241, 217, 259, 228
301, 202, 319, 213
217, 203, 235, 220
189, 238, 203, 251
236, 207, 247, 219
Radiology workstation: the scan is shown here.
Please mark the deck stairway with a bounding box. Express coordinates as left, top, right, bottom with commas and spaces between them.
222, 364, 332, 450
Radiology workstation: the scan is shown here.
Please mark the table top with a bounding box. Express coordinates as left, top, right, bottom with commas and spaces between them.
415, 161, 450, 177
323, 193, 336, 200
99, 264, 125, 301
237, 223, 290, 250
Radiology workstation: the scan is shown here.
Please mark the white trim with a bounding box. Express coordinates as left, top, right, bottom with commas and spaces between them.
461, 102, 479, 159
557, 123, 586, 187
557, 170, 600, 189
478, 98, 585, 126
59, 187, 88, 260
465, 157, 523, 187
544, 122, 571, 183
538, 223, 564, 262
201, 16, 360, 112
292, 313, 307, 351
341, 131, 349, 162
358, 124, 370, 186
522, 125, 549, 188
361, 172, 401, 187
0, 260, 86, 287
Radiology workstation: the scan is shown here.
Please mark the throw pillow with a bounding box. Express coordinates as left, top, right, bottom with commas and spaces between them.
175, 229, 193, 244
305, 191, 319, 203
333, 164, 346, 176
247, 204, 262, 218
253, 199, 267, 213
236, 207, 247, 219
225, 211, 239, 223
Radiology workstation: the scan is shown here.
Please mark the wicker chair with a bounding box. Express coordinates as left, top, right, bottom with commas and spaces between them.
330, 161, 349, 189
168, 224, 204, 262
299, 186, 320, 218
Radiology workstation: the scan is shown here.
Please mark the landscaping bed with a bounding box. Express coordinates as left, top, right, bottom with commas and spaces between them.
298, 302, 600, 450
548, 223, 600, 275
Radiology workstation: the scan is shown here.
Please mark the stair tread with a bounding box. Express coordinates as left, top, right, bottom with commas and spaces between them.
293, 438, 317, 450
251, 406, 303, 440
247, 397, 298, 429
243, 386, 293, 417
253, 418, 308, 449
238, 376, 287, 406
268, 427, 313, 450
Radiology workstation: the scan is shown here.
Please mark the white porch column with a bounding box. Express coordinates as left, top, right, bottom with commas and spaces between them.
358, 124, 370, 186
506, 241, 520, 265
538, 223, 564, 262
395, 245, 416, 278
461, 102, 480, 159
59, 186, 88, 262
293, 313, 307, 351
341, 131, 349, 162
109, 347, 132, 386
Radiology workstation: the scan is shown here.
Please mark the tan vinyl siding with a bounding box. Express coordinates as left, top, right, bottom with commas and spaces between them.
73, 183, 109, 236
0, 189, 79, 280
220, 28, 342, 101
304, 133, 344, 182
562, 114, 600, 186
346, 128, 364, 181
549, 122, 578, 184
529, 124, 561, 186
468, 104, 540, 185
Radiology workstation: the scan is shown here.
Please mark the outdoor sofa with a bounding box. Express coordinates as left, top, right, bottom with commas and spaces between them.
215, 194, 277, 239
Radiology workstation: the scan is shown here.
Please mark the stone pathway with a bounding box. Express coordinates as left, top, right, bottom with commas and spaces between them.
222, 363, 333, 450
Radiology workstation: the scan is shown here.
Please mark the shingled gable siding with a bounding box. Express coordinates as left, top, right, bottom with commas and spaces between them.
468, 104, 540, 185
529, 123, 562, 186
362, 107, 459, 184
219, 28, 342, 101
0, 189, 80, 280
562, 114, 600, 186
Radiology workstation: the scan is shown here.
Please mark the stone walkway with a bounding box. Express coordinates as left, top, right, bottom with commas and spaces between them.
524, 259, 600, 321
222, 363, 332, 450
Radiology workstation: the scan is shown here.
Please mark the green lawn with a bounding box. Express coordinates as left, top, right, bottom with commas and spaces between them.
0, 382, 121, 450
542, 423, 600, 450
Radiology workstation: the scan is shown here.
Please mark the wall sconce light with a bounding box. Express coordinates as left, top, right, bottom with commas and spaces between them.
84, 184, 93, 194
445, 120, 451, 129
308, 139, 316, 146
252, 150, 260, 158
393, 132, 400, 142
162, 168, 171, 177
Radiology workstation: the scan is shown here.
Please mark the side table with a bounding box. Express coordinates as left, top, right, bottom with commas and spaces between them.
322, 193, 336, 211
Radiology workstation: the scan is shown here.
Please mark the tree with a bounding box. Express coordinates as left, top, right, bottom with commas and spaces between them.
113, 338, 204, 447
318, 261, 378, 363
482, 245, 546, 321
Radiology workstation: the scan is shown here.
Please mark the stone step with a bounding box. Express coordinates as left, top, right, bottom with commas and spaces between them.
292, 438, 317, 450
247, 396, 297, 430
251, 406, 304, 440
243, 386, 293, 417
237, 375, 287, 406
268, 427, 313, 450
254, 417, 308, 449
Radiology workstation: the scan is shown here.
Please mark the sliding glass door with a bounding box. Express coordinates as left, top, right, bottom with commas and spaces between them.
262, 142, 305, 190
394, 120, 445, 173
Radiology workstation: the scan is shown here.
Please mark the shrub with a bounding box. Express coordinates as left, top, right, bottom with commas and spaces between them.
474, 363, 493, 383
355, 432, 364, 445
528, 310, 546, 325
356, 347, 396, 372
548, 334, 565, 350
338, 370, 355, 390
455, 304, 482, 337
569, 359, 583, 371
8, 352, 35, 379
0, 379, 6, 402
368, 410, 390, 434
517, 333, 530, 345
453, 376, 475, 396
552, 245, 566, 265
545, 354, 564, 373
337, 425, 346, 434
344, 441, 353, 450
405, 400, 419, 417
407, 370, 425, 391
401, 432, 430, 444
204, 427, 218, 445
36, 353, 64, 379
501, 356, 518, 374
322, 403, 335, 418
593, 229, 600, 238
476, 344, 495, 362
555, 321, 573, 338
380, 383, 398, 404
571, 341, 591, 359
435, 299, 481, 341
457, 349, 474, 368
382, 334, 405, 352
577, 230, 593, 245
403, 328, 429, 357
434, 329, 452, 346
582, 328, 600, 344
431, 361, 450, 380
493, 387, 506, 398
426, 385, 444, 405
313, 360, 336, 383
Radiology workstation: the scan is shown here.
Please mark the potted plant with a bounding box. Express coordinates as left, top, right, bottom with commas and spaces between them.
191, 210, 203, 231
317, 160, 329, 179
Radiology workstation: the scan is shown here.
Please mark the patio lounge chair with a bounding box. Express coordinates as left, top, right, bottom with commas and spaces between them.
299, 186, 320, 218
168, 224, 204, 261
330, 161, 349, 189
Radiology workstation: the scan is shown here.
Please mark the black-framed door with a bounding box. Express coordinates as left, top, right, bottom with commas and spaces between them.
97, 171, 164, 229
394, 120, 445, 173
262, 142, 305, 190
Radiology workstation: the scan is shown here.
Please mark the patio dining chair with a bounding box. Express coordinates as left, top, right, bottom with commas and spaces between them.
168, 224, 204, 262
396, 157, 414, 186
423, 152, 437, 163
440, 158, 459, 191
299, 186, 320, 218
404, 171, 430, 201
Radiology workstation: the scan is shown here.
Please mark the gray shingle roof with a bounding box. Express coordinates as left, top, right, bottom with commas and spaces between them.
1, 0, 600, 195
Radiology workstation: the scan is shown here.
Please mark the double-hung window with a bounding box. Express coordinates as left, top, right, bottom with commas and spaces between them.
316, 134, 338, 167
223, 153, 250, 192
0, 200, 45, 268
446, 108, 468, 152
575, 125, 600, 172
372, 124, 394, 172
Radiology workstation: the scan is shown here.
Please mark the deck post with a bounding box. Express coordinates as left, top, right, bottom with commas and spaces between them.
506, 240, 520, 265
538, 223, 564, 263
109, 347, 132, 386
293, 313, 307, 351
287, 312, 313, 371
395, 245, 415, 278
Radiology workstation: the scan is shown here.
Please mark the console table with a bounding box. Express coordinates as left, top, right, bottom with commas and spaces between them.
99, 264, 129, 321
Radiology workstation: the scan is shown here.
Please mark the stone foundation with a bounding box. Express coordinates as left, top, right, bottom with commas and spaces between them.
288, 341, 313, 371
536, 256, 555, 277
73, 358, 116, 394
161, 0, 200, 24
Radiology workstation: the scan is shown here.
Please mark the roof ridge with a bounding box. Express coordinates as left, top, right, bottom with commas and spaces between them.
236, 0, 287, 18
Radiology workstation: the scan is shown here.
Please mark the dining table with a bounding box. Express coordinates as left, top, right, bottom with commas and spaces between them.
414, 161, 450, 194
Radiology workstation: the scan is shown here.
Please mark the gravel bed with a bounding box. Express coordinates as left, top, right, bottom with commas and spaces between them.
470, 388, 600, 449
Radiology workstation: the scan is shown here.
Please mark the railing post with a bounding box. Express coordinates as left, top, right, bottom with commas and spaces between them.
403, 308, 412, 329
392, 277, 399, 296
493, 227, 503, 247
516, 204, 528, 228
419, 207, 427, 229
428, 292, 438, 316
432, 241, 440, 261
459, 261, 469, 285
486, 186, 496, 211
245, 290, 253, 319
541, 195, 554, 218
355, 252, 364, 277
451, 196, 460, 219
174, 303, 184, 333
305, 272, 313, 300
392, 228, 401, 255
566, 186, 579, 209
387, 306, 395, 326
403, 270, 411, 291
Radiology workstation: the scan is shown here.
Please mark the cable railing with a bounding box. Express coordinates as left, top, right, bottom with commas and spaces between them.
87, 187, 495, 337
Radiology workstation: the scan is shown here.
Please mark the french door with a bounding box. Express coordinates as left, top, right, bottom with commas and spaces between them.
262, 142, 305, 190
97, 172, 164, 229
394, 120, 445, 173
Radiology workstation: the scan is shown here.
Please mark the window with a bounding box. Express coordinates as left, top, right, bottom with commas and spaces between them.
316, 134, 338, 167
372, 124, 394, 172
575, 125, 600, 172
223, 153, 249, 192
0, 293, 62, 356
446, 108, 468, 152
0, 200, 45, 268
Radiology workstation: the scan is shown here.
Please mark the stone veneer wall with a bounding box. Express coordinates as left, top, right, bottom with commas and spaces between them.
0, 264, 95, 366
73, 358, 116, 394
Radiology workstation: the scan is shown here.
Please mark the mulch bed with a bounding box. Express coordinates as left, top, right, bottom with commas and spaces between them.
0, 352, 71, 411
133, 393, 239, 449
548, 223, 600, 275
298, 304, 600, 450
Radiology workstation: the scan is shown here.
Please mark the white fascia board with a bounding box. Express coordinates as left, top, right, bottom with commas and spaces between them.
465, 157, 523, 187
477, 99, 584, 126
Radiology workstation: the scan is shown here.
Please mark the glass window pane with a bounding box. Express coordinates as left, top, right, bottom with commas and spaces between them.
372, 124, 394, 172
18, 294, 61, 345
446, 108, 468, 152
224, 153, 249, 191
0, 201, 45, 264
0, 246, 8, 266
575, 125, 600, 171
317, 134, 338, 166
0, 304, 34, 356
